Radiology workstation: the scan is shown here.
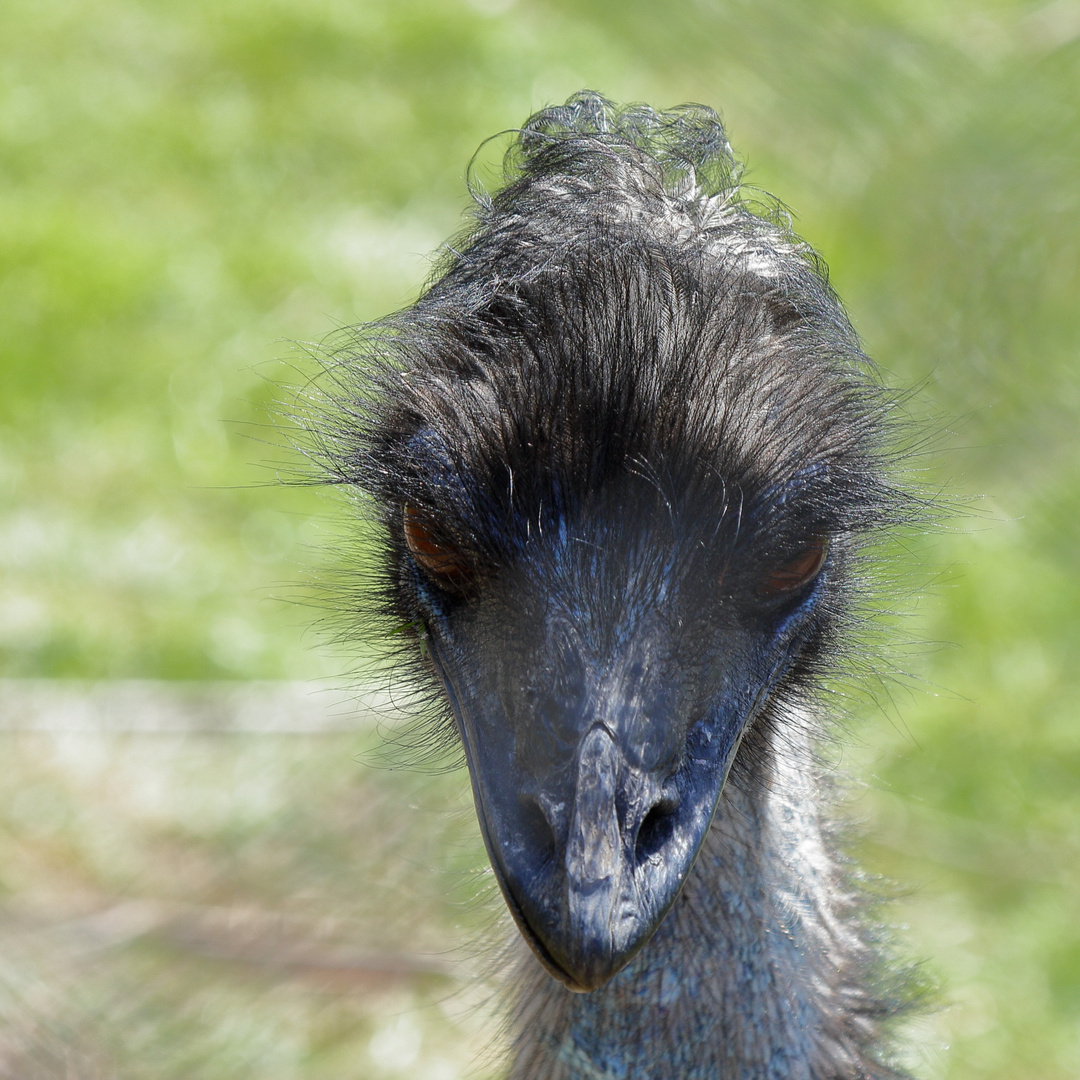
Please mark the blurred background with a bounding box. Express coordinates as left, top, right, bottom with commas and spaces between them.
1, 0, 1078, 1076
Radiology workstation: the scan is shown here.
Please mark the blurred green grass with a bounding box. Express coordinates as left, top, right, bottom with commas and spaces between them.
1, 0, 1078, 1076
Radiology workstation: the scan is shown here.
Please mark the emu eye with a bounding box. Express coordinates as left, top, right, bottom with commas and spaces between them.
761, 538, 829, 596
403, 506, 471, 590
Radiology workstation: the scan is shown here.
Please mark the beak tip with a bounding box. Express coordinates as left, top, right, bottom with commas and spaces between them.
526, 894, 652, 993
537, 945, 631, 994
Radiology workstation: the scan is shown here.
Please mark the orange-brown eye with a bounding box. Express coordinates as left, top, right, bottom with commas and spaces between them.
403, 506, 471, 589
761, 538, 829, 596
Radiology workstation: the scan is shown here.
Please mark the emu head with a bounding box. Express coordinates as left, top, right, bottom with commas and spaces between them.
328, 95, 900, 993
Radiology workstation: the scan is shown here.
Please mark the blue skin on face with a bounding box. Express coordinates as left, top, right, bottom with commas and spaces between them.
407, 478, 830, 991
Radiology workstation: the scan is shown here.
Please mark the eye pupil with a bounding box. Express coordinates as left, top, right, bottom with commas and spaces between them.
762, 539, 828, 596
403, 506, 470, 587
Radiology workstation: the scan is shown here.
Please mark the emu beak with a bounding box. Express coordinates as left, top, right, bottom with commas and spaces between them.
554, 723, 685, 991
431, 635, 744, 993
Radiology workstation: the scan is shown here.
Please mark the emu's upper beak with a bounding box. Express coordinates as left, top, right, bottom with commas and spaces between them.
430, 633, 749, 993
537, 722, 694, 991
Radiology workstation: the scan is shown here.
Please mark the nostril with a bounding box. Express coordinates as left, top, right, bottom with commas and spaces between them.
519, 793, 558, 865
634, 793, 679, 867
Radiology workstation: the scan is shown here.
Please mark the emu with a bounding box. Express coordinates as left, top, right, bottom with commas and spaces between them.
318, 93, 919, 1079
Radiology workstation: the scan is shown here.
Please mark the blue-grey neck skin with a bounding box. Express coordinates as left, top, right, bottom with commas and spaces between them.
506, 714, 906, 1080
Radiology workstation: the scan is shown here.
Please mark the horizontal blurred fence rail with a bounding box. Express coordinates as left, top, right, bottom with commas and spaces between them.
1, 896, 460, 983
0, 680, 407, 733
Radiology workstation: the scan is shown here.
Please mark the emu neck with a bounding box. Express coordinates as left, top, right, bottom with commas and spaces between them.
507, 722, 894, 1080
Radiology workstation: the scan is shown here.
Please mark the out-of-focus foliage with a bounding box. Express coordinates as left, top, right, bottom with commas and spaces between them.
0, 0, 1077, 1076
